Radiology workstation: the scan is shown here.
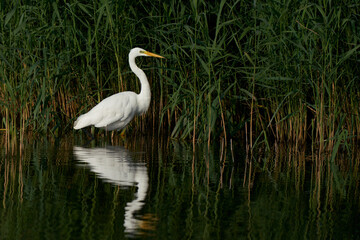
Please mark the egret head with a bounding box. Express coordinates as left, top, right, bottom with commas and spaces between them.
130, 47, 164, 59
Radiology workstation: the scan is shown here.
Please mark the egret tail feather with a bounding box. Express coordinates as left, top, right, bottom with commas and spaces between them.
74, 114, 91, 129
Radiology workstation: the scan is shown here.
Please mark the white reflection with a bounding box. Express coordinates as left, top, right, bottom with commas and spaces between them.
73, 146, 149, 235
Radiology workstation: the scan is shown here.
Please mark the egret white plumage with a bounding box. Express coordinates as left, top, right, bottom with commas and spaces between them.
73, 47, 164, 131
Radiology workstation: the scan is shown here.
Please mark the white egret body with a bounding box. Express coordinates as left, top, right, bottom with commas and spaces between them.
73, 48, 164, 131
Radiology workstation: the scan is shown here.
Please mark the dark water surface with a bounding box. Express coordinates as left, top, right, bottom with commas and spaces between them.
0, 135, 359, 239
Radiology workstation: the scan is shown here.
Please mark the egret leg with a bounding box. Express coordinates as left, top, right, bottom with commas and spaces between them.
82, 128, 95, 140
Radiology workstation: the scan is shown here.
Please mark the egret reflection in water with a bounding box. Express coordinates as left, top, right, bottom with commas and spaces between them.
73, 145, 150, 235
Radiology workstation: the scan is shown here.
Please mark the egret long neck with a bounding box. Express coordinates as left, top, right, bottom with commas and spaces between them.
129, 56, 151, 114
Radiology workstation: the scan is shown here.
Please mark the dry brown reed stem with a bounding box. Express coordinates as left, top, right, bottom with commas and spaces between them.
249, 88, 254, 153
219, 137, 226, 188
192, 151, 195, 192
205, 150, 210, 187
192, 116, 196, 152
245, 122, 249, 156
230, 138, 234, 163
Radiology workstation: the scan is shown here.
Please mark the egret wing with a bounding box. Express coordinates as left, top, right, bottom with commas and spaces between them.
91, 92, 137, 129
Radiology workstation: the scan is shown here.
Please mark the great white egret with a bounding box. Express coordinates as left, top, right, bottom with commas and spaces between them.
73, 47, 164, 131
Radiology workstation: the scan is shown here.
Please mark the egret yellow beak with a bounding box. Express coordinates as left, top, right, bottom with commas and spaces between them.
144, 51, 165, 59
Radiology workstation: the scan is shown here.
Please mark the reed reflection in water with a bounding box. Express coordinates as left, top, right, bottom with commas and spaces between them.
73, 145, 150, 236
1, 135, 360, 239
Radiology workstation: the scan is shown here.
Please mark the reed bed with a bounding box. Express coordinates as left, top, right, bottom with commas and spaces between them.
1, 0, 359, 152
